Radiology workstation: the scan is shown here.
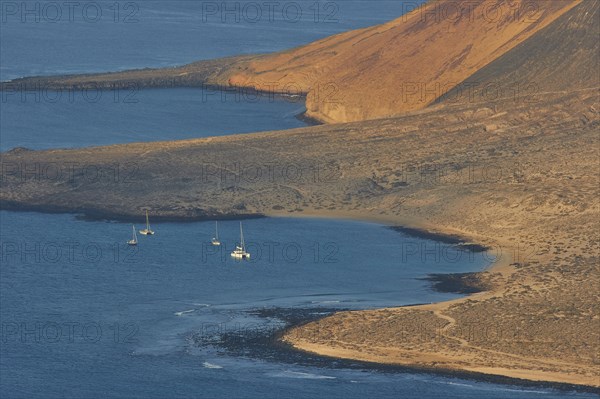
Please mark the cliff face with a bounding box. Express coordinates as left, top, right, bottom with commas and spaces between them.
227, 0, 581, 123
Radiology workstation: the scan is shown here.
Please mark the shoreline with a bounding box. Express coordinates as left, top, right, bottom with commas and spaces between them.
0, 201, 267, 223
0, 204, 513, 297
203, 306, 600, 394
3, 146, 597, 388
390, 226, 490, 253
2, 203, 597, 390
0, 57, 329, 126
277, 340, 600, 394
0, 205, 536, 382
1, 87, 597, 387
419, 273, 490, 295
266, 210, 515, 275
1, 0, 598, 393
267, 216, 596, 388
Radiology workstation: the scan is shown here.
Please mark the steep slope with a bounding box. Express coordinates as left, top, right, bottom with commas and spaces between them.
227, 0, 581, 123
1, 1, 583, 125
437, 0, 600, 106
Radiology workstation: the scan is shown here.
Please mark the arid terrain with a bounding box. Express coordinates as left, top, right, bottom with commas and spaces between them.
1, 0, 599, 389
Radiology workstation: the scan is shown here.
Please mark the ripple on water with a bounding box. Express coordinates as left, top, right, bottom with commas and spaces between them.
269, 371, 336, 380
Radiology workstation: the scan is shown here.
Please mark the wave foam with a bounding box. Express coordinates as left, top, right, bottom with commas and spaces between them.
273, 371, 336, 380
174, 309, 196, 316
202, 362, 223, 369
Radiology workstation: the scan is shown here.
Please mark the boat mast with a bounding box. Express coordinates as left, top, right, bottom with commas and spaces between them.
240, 222, 245, 251
215, 221, 219, 240
146, 210, 150, 230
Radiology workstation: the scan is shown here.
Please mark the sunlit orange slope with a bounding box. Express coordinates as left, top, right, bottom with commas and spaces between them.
228, 0, 581, 123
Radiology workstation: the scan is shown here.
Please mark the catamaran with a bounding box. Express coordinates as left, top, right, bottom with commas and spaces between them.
230, 222, 250, 260
139, 210, 155, 235
211, 221, 221, 246
128, 225, 138, 246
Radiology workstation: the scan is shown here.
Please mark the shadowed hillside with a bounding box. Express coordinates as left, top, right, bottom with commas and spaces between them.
1, 1, 583, 124
227, 0, 581, 122
437, 1, 600, 106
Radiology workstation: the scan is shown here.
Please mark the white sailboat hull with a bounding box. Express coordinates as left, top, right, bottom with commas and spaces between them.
231, 251, 250, 260
140, 211, 154, 235
231, 222, 250, 260
212, 222, 220, 245
128, 225, 138, 245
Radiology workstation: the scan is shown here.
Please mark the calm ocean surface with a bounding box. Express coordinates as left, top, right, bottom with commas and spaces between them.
2, 212, 591, 399
0, 2, 595, 398
1, 1, 409, 151
0, 87, 308, 151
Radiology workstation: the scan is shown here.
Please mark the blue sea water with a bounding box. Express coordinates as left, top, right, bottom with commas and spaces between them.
0, 1, 420, 151
0, 87, 308, 150
1, 212, 593, 399
1, 1, 419, 81
0, 1, 596, 398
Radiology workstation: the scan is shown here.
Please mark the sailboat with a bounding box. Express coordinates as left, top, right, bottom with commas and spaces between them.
139, 210, 155, 235
128, 225, 138, 246
211, 221, 221, 246
230, 222, 250, 260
